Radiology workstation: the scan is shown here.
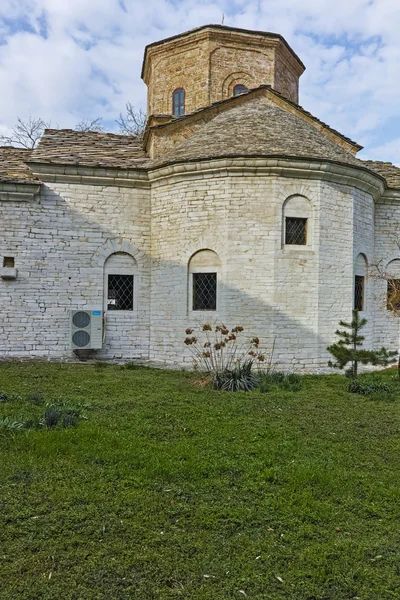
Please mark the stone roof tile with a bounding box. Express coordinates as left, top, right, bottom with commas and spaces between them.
0, 147, 38, 183
30, 129, 150, 169
361, 160, 400, 190
151, 99, 363, 169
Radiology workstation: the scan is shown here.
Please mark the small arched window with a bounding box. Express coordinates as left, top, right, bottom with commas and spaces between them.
354, 253, 368, 311
173, 88, 185, 116
386, 259, 400, 311
104, 252, 137, 311
282, 195, 313, 247
233, 84, 248, 96
188, 250, 221, 311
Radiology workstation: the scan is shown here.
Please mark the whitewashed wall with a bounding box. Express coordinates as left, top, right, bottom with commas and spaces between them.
0, 182, 151, 359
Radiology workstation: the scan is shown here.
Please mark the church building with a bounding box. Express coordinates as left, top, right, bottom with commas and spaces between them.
1, 24, 400, 370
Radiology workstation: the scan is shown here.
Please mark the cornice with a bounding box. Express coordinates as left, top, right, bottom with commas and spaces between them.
24, 155, 390, 201
0, 181, 41, 202
28, 162, 150, 189
147, 156, 385, 200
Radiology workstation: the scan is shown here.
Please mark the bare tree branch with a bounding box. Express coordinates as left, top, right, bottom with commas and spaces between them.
0, 117, 51, 149
75, 117, 105, 133
116, 103, 146, 138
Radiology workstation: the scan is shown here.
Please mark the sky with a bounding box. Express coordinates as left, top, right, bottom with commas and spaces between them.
0, 0, 400, 164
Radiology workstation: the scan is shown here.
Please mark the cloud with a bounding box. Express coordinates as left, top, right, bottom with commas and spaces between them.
0, 0, 399, 164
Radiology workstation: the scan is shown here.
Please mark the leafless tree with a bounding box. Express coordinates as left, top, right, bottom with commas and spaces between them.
116, 102, 146, 137
75, 117, 105, 133
0, 116, 51, 149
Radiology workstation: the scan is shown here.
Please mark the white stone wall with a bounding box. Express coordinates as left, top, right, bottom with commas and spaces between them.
148, 170, 367, 371
0, 161, 391, 371
0, 182, 151, 359
373, 197, 400, 352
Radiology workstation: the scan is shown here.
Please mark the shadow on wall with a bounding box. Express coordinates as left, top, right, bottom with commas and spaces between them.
0, 183, 382, 372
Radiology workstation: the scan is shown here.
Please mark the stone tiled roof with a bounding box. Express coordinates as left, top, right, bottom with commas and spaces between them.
30, 129, 150, 169
160, 86, 362, 153
0, 147, 37, 183
361, 160, 400, 190
152, 98, 364, 169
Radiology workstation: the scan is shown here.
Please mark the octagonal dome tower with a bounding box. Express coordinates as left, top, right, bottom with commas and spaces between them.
142, 24, 305, 119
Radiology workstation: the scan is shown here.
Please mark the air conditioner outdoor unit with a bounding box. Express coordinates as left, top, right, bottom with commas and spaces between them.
70, 309, 103, 350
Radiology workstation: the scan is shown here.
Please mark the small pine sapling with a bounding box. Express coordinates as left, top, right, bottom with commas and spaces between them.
327, 309, 397, 379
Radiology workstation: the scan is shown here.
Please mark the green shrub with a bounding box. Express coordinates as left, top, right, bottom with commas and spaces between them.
348, 379, 394, 396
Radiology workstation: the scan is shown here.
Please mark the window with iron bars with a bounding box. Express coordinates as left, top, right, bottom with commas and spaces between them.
387, 279, 400, 311
354, 275, 364, 311
192, 272, 217, 311
107, 274, 134, 311
285, 217, 307, 245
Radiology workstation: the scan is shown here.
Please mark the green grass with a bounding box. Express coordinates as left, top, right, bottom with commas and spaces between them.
0, 363, 399, 599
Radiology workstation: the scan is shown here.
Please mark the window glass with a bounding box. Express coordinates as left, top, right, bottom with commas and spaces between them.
233, 84, 248, 96
107, 274, 134, 311
285, 217, 307, 245
173, 89, 185, 116
193, 272, 217, 311
354, 275, 364, 311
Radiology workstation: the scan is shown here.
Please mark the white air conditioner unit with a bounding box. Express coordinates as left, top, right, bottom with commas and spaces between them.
70, 309, 103, 350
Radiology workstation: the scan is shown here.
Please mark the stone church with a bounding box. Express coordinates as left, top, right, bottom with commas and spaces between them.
1, 24, 400, 370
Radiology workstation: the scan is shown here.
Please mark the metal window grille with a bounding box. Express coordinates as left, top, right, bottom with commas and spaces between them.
285, 217, 307, 245
192, 273, 217, 311
354, 275, 364, 311
107, 274, 134, 311
387, 279, 400, 311
173, 89, 185, 116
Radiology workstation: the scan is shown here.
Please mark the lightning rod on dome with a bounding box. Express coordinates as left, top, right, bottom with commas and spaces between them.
222, 13, 225, 24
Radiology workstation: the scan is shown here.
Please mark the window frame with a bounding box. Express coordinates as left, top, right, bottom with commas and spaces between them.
387, 278, 400, 311
233, 84, 248, 96
106, 273, 134, 312
172, 88, 185, 117
189, 266, 218, 313
354, 275, 365, 311
284, 216, 308, 246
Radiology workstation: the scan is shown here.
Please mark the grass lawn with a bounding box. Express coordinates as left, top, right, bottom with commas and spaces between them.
0, 363, 399, 599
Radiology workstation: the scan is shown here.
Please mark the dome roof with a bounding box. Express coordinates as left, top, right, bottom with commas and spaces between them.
153, 97, 362, 169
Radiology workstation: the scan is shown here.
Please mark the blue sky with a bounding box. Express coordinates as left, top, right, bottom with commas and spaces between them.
0, 0, 400, 164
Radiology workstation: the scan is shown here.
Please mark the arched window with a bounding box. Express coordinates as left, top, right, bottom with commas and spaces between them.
354, 253, 367, 311
233, 84, 248, 96
104, 252, 137, 311
188, 250, 221, 311
386, 259, 400, 311
282, 195, 313, 247
173, 88, 185, 116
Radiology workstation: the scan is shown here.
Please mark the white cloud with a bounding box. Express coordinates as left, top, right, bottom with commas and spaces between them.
0, 0, 399, 164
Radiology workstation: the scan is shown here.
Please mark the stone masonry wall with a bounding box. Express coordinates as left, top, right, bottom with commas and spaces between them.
144, 30, 302, 117
149, 170, 361, 371
373, 198, 400, 351
0, 182, 151, 360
